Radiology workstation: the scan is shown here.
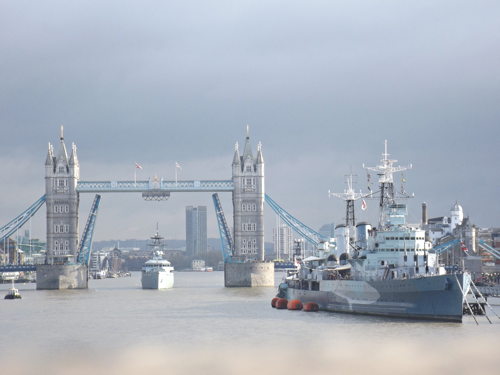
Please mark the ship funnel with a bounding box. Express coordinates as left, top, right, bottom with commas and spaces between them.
356, 222, 372, 251
422, 202, 428, 225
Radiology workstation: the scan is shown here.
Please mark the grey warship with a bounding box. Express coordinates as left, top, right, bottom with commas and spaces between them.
277, 142, 471, 322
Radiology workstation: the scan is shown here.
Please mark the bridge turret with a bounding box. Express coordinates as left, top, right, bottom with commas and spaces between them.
45, 143, 55, 170
56, 126, 69, 170
232, 126, 265, 261
232, 141, 241, 175
256, 141, 264, 174
69, 143, 80, 180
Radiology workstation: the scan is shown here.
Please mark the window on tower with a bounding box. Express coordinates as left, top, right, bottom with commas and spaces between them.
243, 177, 255, 191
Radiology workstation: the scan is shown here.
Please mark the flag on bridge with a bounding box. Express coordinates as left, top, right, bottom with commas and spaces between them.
460, 241, 469, 255
135, 162, 143, 170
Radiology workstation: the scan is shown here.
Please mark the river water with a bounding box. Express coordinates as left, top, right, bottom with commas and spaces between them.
1, 271, 499, 374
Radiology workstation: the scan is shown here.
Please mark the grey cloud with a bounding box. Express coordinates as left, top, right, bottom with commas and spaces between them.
0, 0, 499, 240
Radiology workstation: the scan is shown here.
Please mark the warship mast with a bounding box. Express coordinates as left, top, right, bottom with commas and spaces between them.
363, 140, 412, 229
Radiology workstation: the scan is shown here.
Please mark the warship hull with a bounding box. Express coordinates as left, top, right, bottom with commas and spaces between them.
141, 270, 174, 289
280, 273, 470, 322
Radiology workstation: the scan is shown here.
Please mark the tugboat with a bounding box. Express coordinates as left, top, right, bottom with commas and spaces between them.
276, 142, 471, 322
4, 279, 22, 299
141, 226, 174, 289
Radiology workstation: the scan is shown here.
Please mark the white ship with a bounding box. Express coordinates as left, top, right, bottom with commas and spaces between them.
141, 229, 174, 290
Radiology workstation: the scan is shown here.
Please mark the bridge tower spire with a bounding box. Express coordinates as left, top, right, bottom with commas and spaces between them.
45, 127, 80, 264
232, 126, 265, 261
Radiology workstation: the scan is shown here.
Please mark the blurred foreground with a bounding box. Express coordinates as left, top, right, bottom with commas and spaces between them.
3, 335, 498, 375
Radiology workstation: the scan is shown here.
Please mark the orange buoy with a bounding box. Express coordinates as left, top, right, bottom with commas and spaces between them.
275, 298, 288, 309
287, 299, 303, 310
303, 302, 319, 312
271, 297, 280, 308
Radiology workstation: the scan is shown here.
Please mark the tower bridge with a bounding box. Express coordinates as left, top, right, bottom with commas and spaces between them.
1, 126, 326, 288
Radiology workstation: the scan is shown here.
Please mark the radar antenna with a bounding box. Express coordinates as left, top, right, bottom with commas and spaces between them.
363, 140, 412, 228
329, 174, 366, 227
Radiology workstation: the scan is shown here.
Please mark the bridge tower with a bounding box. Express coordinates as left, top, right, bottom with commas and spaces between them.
232, 127, 265, 261
44, 126, 80, 264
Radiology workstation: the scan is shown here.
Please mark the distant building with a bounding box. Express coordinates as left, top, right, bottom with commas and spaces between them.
192, 259, 206, 270
425, 202, 467, 243
273, 224, 293, 260
0, 238, 23, 265
477, 227, 500, 269
318, 223, 335, 240
90, 251, 109, 273
16, 229, 46, 256
186, 205, 207, 257
424, 202, 478, 266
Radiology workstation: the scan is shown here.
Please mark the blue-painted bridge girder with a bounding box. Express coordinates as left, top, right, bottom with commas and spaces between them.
212, 193, 234, 263
0, 264, 37, 272
265, 194, 329, 246
77, 180, 234, 193
478, 239, 500, 259
76, 194, 102, 266
0, 195, 46, 243
431, 238, 460, 255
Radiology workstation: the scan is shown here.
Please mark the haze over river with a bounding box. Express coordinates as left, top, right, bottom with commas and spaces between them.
1, 272, 499, 374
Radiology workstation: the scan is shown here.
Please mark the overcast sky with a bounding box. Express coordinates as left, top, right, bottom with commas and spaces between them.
0, 1, 499, 243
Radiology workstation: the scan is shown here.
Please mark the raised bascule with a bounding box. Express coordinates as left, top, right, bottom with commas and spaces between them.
6, 126, 274, 289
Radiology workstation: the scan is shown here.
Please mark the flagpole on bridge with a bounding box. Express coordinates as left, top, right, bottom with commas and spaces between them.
175, 161, 182, 186
134, 162, 143, 186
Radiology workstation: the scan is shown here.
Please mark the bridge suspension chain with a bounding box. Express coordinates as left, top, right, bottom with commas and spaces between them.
0, 195, 46, 243
478, 239, 500, 260
265, 194, 328, 246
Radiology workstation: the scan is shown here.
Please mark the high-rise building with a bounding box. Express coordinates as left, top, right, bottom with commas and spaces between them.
273, 224, 292, 260
186, 205, 207, 257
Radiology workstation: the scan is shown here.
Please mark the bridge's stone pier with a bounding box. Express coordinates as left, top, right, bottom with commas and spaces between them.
36, 264, 88, 290
37, 126, 273, 289
224, 262, 274, 287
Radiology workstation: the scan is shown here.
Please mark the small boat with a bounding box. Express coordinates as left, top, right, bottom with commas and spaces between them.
4, 279, 22, 300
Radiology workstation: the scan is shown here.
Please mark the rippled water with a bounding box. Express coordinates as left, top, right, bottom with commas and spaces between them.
1, 272, 499, 374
